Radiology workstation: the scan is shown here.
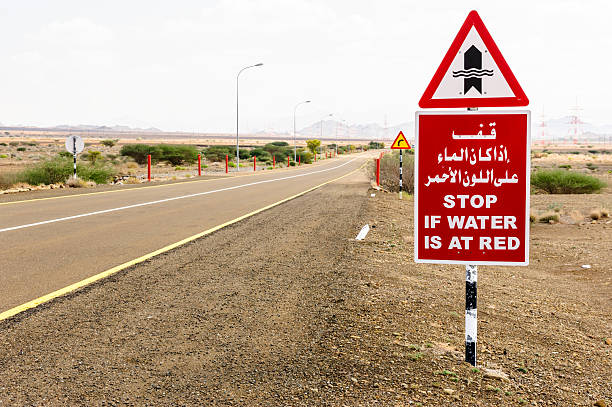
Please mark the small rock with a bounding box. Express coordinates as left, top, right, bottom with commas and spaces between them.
594, 401, 606, 407
350, 377, 358, 384
605, 338, 612, 345
483, 368, 509, 381
443, 388, 455, 394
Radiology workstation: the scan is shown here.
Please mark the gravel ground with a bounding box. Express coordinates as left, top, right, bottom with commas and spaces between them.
0, 170, 610, 406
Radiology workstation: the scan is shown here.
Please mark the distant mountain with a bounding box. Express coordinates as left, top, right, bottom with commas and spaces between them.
52, 124, 162, 132
298, 119, 413, 141
533, 115, 612, 141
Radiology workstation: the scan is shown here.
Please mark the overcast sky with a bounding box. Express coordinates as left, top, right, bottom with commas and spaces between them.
0, 0, 610, 133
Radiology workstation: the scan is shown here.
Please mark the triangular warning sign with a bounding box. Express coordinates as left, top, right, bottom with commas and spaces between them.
391, 131, 411, 149
419, 10, 528, 108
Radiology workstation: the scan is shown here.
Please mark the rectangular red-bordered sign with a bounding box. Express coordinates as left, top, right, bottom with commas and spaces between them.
414, 110, 531, 266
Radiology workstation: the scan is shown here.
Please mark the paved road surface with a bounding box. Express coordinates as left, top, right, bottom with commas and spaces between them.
0, 154, 368, 312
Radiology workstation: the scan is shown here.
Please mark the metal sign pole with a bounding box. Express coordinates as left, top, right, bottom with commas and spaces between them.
399, 149, 403, 199
465, 264, 477, 365
73, 137, 77, 179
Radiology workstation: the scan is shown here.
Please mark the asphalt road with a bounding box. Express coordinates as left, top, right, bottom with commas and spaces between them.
0, 155, 368, 312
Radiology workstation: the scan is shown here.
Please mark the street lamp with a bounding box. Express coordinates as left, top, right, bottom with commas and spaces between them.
236, 63, 263, 171
293, 100, 311, 162
320, 113, 333, 155
335, 119, 346, 156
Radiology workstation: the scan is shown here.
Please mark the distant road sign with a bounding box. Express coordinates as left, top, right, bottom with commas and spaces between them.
418, 10, 528, 108
65, 135, 84, 154
390, 131, 411, 149
414, 110, 531, 265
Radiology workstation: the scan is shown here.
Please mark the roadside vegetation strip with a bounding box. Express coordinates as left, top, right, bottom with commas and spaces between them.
0, 154, 348, 207
0, 161, 366, 322
0, 159, 358, 233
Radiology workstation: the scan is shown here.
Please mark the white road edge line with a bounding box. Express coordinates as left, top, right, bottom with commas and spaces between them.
0, 158, 358, 233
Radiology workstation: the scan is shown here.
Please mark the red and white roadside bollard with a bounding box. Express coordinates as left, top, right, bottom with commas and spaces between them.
287, 155, 290, 168
376, 158, 380, 186
314, 153, 317, 162
298, 155, 301, 166
198, 154, 201, 176
253, 156, 256, 171
147, 154, 151, 181
273, 155, 276, 168
225, 154, 228, 173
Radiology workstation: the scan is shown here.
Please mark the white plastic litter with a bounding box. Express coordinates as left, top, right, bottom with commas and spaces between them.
355, 224, 370, 241
581, 264, 591, 269
370, 193, 376, 197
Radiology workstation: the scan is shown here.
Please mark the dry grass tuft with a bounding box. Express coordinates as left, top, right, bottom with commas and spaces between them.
65, 177, 87, 188
589, 210, 601, 220
125, 177, 141, 184
600, 208, 609, 218
538, 212, 560, 224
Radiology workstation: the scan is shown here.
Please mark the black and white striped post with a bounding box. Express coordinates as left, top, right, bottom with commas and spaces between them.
399, 149, 403, 199
465, 264, 477, 365
72, 137, 77, 179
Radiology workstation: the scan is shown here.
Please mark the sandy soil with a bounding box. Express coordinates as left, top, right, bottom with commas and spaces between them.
0, 170, 610, 406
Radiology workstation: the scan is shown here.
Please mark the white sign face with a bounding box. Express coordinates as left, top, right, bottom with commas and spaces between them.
65, 135, 84, 154
432, 27, 514, 100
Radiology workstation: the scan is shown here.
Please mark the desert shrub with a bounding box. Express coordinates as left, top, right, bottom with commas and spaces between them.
0, 172, 19, 189
228, 161, 236, 168
86, 150, 103, 164
19, 157, 73, 184
558, 164, 571, 169
175, 166, 186, 171
531, 170, 606, 194
263, 142, 292, 158
250, 148, 272, 162
120, 144, 160, 164
369, 152, 414, 193
66, 177, 87, 188
158, 144, 198, 165
0, 154, 7, 158
9, 141, 18, 147
18, 157, 116, 185
16, 147, 26, 152
530, 212, 537, 223
585, 163, 598, 171
101, 139, 118, 147
203, 145, 233, 162
58, 151, 73, 158
27, 142, 37, 146
369, 141, 385, 149
601, 208, 609, 217
0, 142, 6, 146
538, 212, 560, 223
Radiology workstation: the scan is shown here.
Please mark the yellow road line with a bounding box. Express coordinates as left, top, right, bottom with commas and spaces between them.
0, 157, 345, 206
0, 161, 366, 322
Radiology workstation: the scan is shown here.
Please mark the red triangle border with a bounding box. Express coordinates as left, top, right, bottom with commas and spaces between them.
418, 10, 529, 108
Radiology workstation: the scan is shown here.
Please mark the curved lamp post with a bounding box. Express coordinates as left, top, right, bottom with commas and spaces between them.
293, 100, 311, 162
236, 63, 263, 171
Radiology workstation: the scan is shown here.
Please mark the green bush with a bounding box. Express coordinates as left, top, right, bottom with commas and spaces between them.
0, 154, 7, 158
0, 142, 7, 146
16, 147, 26, 152
531, 170, 606, 194
203, 145, 233, 162
158, 144, 198, 165
250, 148, 272, 162
101, 139, 118, 147
228, 162, 236, 168
120, 144, 159, 164
18, 157, 116, 185
369, 141, 385, 149
58, 151, 73, 158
